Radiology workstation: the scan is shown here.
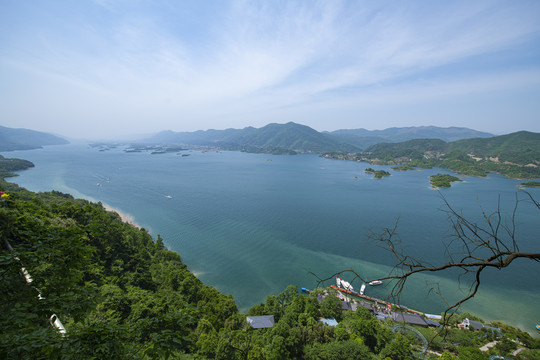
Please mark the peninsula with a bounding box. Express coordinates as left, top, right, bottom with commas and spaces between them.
322, 131, 540, 180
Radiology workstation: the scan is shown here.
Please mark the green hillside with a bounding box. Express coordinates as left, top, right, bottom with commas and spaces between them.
142, 124, 496, 154
323, 133, 387, 150
365, 139, 448, 161
0, 155, 34, 178
145, 122, 359, 154
230, 122, 358, 154
0, 125, 69, 151
449, 131, 540, 165
325, 131, 540, 179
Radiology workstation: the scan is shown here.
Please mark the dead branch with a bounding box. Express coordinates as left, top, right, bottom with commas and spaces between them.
314, 192, 539, 327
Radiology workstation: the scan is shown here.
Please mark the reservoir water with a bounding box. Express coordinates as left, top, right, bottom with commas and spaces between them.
4, 144, 540, 333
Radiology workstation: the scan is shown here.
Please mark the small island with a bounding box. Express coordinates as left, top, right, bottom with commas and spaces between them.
365, 168, 391, 179
392, 164, 417, 171
519, 181, 540, 188
430, 174, 463, 188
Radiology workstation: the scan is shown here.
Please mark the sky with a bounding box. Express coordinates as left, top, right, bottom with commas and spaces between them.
1, 0, 540, 140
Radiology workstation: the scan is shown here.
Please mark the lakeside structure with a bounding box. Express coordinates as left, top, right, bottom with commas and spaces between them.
328, 283, 443, 327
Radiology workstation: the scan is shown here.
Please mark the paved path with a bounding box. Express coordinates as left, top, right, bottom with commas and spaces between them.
479, 341, 497, 351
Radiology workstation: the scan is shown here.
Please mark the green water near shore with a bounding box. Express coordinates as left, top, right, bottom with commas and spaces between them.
4, 144, 540, 333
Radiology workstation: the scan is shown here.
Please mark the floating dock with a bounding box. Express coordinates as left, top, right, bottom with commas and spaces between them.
330, 285, 425, 316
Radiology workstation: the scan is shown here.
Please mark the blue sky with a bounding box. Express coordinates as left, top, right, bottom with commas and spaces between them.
1, 0, 539, 139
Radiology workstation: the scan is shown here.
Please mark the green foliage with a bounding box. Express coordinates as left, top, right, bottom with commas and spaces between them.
324, 130, 540, 179
520, 181, 540, 188
440, 351, 456, 359
365, 168, 391, 178
449, 130, 540, 164
367, 138, 447, 160
0, 181, 236, 359
379, 334, 415, 360
304, 340, 374, 359
488, 321, 540, 349
457, 346, 489, 360
0, 155, 35, 178
516, 349, 540, 360
391, 164, 417, 171
336, 308, 393, 354
430, 174, 463, 188
319, 292, 343, 321
492, 337, 518, 356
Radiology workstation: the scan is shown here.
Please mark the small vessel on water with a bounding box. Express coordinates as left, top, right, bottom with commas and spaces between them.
165, 195, 172, 199
369, 280, 383, 286
536, 324, 540, 331
336, 277, 354, 291
360, 283, 366, 295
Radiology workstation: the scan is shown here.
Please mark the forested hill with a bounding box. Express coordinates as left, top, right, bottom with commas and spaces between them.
326, 131, 540, 179
1, 179, 238, 358
143, 123, 492, 154
449, 131, 540, 164
0, 125, 69, 151
145, 122, 359, 154
365, 131, 540, 164
0, 155, 34, 178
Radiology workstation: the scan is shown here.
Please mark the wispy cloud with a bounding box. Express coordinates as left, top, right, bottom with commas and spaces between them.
1, 0, 539, 137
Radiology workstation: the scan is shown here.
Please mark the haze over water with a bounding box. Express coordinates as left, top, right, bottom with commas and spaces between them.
5, 144, 540, 333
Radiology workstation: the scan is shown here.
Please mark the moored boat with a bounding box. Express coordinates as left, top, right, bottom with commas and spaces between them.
360, 283, 366, 295
336, 277, 354, 291
369, 280, 383, 286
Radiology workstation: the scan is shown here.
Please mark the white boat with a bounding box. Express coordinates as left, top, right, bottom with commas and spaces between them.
337, 277, 354, 291
369, 280, 383, 286
165, 195, 172, 199
360, 283, 366, 295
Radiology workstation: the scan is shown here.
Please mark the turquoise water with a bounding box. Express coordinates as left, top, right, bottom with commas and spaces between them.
4, 144, 540, 333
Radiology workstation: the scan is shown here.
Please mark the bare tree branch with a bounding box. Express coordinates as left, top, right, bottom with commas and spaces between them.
314, 192, 539, 331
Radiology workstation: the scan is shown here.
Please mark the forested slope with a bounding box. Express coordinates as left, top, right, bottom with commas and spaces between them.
0, 125, 69, 151
324, 131, 540, 179
0, 180, 237, 359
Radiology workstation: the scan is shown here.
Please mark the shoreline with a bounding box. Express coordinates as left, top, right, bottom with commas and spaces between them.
102, 203, 141, 228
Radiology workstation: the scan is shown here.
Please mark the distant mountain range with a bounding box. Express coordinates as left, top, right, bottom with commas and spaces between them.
144, 122, 494, 154
0, 122, 504, 156
145, 122, 358, 154
328, 126, 493, 149
0, 125, 69, 151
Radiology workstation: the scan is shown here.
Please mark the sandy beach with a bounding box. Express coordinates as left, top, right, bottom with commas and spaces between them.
102, 203, 141, 228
